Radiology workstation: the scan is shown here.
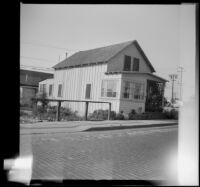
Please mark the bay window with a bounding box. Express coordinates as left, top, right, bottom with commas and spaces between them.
123, 81, 144, 100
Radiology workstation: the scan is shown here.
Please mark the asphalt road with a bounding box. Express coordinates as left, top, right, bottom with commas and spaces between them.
20, 125, 178, 181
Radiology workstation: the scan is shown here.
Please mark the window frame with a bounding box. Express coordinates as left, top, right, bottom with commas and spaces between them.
123, 55, 132, 71
101, 79, 118, 98
57, 84, 63, 97
39, 84, 46, 93
122, 81, 145, 101
49, 84, 53, 97
132, 57, 140, 71
85, 83, 92, 99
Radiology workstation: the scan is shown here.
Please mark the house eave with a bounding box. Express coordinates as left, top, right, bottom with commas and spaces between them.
105, 71, 168, 82
54, 61, 107, 70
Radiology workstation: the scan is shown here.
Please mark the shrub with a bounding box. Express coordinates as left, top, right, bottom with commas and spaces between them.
62, 112, 84, 121
128, 109, 137, 120
163, 109, 178, 119
171, 109, 178, 119
60, 107, 73, 119
88, 109, 116, 121
115, 111, 125, 120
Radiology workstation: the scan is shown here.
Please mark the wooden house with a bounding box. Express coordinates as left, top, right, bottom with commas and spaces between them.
39, 40, 167, 115
20, 67, 53, 107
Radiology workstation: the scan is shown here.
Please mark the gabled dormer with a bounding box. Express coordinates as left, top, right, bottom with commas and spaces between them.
107, 40, 155, 73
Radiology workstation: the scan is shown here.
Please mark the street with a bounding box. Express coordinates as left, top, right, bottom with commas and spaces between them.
20, 125, 178, 181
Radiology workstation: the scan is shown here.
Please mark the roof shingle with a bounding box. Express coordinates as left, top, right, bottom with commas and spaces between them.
53, 40, 155, 72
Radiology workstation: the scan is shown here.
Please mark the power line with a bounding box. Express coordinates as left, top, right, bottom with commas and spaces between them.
21, 41, 78, 51
169, 74, 178, 103
20, 56, 55, 63
20, 64, 53, 70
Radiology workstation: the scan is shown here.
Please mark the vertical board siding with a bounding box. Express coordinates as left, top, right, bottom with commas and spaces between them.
53, 64, 121, 116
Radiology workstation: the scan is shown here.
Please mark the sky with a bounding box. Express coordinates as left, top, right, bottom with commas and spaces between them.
20, 4, 196, 101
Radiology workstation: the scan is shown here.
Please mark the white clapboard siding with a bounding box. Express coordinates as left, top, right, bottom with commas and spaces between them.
53, 64, 122, 116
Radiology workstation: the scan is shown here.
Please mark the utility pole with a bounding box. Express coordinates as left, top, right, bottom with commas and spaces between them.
169, 74, 178, 104
177, 66, 184, 101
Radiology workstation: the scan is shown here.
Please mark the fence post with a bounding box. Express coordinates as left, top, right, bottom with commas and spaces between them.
108, 103, 111, 120
85, 101, 89, 121
56, 101, 61, 121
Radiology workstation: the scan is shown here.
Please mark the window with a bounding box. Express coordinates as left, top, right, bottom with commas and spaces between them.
134, 83, 144, 99
85, 84, 91, 99
123, 55, 131, 71
101, 80, 117, 98
123, 81, 130, 99
39, 84, 46, 93
132, 58, 139, 71
57, 84, 63, 97
49, 84, 53, 97
122, 81, 144, 100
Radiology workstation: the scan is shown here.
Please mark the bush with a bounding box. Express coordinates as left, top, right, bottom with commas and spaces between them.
171, 109, 178, 119
163, 109, 178, 119
32, 105, 83, 121
61, 112, 83, 121
115, 111, 125, 120
88, 109, 116, 121
128, 109, 137, 120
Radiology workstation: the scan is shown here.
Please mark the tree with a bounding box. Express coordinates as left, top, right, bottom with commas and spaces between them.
145, 80, 164, 112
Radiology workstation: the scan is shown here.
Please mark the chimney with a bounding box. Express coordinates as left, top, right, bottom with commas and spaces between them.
65, 52, 68, 59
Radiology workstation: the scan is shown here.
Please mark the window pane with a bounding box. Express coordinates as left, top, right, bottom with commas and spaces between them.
107, 91, 113, 97
123, 81, 130, 98
133, 83, 144, 100
133, 58, 139, 71
112, 92, 117, 97
123, 55, 131, 71
85, 84, 91, 99
101, 80, 117, 98
49, 84, 53, 96
58, 84, 62, 97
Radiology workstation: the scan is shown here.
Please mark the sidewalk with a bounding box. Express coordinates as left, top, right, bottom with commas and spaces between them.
20, 120, 178, 135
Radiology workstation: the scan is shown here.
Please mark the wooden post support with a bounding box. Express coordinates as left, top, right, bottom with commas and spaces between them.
56, 101, 61, 121
85, 101, 89, 121
108, 103, 111, 120
161, 83, 165, 109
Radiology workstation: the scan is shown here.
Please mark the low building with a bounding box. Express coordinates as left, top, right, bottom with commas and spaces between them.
39, 40, 168, 115
20, 67, 53, 107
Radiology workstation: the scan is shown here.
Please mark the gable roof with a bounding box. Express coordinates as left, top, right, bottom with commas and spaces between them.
53, 40, 156, 72
20, 69, 53, 87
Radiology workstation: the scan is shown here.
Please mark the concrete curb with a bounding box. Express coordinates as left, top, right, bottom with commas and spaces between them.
84, 123, 178, 132
20, 122, 178, 135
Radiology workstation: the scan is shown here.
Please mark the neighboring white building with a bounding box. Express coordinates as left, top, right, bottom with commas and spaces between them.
39, 40, 168, 116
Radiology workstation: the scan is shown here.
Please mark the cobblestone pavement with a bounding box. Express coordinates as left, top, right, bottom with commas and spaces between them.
20, 126, 178, 181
